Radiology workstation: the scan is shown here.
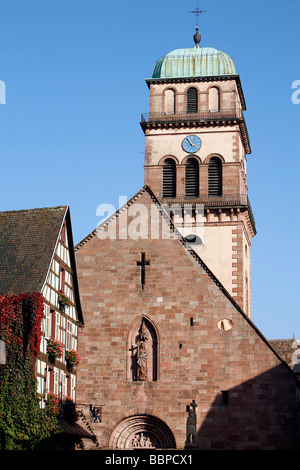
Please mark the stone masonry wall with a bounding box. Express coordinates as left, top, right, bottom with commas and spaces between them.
75, 188, 299, 450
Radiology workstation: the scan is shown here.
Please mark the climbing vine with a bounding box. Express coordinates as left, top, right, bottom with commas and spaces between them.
0, 293, 59, 450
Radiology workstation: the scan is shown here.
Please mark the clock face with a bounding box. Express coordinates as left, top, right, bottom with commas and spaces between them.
182, 135, 202, 153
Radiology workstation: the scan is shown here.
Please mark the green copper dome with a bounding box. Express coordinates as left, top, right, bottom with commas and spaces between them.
152, 44, 236, 79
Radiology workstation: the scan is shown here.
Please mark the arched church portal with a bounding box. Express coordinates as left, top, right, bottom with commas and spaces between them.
108, 415, 176, 449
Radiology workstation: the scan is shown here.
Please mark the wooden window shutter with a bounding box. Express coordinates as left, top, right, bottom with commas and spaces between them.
185, 158, 199, 197
208, 157, 222, 196
187, 87, 198, 114
162, 159, 176, 198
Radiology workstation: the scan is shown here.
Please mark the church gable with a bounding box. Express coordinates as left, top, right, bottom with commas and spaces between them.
75, 186, 298, 450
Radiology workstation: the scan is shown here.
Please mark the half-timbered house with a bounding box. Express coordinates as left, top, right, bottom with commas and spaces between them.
0, 205, 84, 408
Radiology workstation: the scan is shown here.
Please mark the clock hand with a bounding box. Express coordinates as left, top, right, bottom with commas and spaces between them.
187, 137, 197, 147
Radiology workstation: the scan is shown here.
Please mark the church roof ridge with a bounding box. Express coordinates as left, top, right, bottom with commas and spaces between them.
0, 204, 68, 214
75, 187, 148, 250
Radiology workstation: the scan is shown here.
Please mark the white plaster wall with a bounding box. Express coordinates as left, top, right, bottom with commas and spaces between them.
145, 126, 241, 165
178, 223, 235, 295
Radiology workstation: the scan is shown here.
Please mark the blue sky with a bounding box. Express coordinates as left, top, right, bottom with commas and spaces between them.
0, 0, 299, 340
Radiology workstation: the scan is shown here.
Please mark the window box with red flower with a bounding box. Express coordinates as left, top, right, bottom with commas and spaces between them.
65, 349, 81, 372
47, 338, 64, 364
58, 292, 74, 312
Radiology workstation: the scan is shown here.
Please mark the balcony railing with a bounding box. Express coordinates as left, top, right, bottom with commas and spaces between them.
160, 194, 248, 207
141, 108, 243, 125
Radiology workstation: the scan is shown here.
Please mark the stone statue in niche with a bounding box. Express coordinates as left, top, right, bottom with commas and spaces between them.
136, 320, 148, 381
128, 316, 157, 382
185, 400, 197, 448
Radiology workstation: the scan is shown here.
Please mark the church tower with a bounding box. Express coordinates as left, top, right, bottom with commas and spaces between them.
75, 16, 299, 451
140, 22, 256, 317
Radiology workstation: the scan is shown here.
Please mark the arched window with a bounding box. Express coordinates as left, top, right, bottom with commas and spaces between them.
162, 158, 176, 198
209, 87, 220, 112
127, 317, 158, 382
164, 89, 175, 114
185, 157, 199, 197
208, 157, 222, 196
187, 87, 198, 114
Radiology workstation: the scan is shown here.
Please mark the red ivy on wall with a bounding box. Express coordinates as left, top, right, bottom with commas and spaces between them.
0, 292, 59, 450
0, 292, 44, 360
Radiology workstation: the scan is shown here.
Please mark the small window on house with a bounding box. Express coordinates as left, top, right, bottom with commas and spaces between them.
44, 305, 51, 339
162, 158, 176, 198
66, 320, 73, 350
208, 157, 222, 196
185, 157, 199, 197
187, 87, 198, 113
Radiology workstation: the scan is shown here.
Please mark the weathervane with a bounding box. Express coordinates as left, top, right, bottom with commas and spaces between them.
189, 4, 206, 47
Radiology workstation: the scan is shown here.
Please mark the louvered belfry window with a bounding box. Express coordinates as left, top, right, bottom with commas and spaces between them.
187, 87, 198, 114
185, 158, 199, 197
162, 158, 176, 198
208, 157, 222, 196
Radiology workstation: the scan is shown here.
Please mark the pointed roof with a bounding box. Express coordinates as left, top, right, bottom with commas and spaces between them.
0, 205, 83, 324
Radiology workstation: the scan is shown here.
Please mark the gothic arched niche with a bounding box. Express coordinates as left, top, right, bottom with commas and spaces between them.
127, 317, 158, 382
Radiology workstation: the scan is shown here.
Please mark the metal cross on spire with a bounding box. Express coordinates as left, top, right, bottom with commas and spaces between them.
190, 4, 206, 26
189, 4, 206, 47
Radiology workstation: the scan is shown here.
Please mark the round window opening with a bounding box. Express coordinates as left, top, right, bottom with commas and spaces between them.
217, 318, 233, 331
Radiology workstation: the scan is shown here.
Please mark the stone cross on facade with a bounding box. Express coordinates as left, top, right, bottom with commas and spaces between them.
136, 252, 150, 290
